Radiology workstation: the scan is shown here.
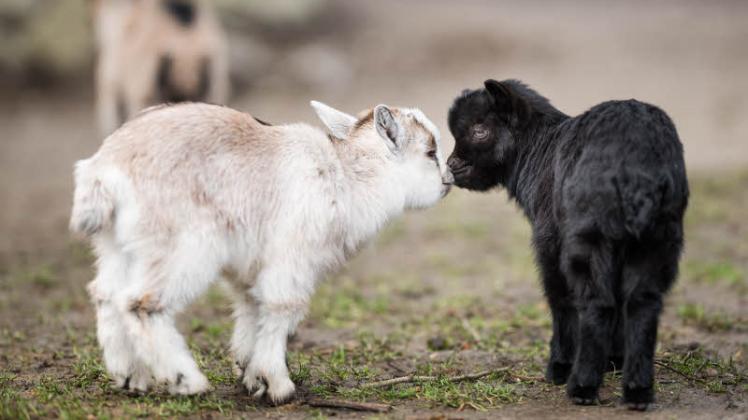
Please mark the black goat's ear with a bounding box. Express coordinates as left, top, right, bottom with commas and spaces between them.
484, 79, 531, 123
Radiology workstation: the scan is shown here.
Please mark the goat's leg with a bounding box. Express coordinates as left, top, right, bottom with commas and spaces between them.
119, 245, 221, 395
621, 243, 679, 410
243, 265, 311, 404
89, 245, 152, 391
122, 306, 209, 395
229, 289, 259, 378
562, 237, 617, 405
536, 240, 577, 385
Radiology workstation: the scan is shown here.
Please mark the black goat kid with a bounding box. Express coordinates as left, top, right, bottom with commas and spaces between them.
447, 80, 688, 410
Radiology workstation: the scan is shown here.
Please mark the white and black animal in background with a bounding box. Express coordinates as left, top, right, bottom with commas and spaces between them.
70, 101, 453, 404
92, 0, 229, 135
447, 79, 688, 410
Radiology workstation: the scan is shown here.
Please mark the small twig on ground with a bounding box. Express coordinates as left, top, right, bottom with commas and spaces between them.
304, 398, 392, 412
654, 360, 706, 384
360, 367, 511, 389
508, 373, 545, 382
461, 318, 482, 343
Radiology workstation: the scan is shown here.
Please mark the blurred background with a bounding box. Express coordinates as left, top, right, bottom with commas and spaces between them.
0, 0, 746, 417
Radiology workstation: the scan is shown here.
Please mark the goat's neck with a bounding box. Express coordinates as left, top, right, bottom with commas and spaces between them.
332, 138, 405, 252
505, 115, 569, 221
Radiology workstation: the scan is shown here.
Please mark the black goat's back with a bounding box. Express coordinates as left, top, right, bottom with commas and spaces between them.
554, 100, 688, 241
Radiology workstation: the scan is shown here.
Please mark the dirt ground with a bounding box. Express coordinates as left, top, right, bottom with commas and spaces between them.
1, 1, 747, 418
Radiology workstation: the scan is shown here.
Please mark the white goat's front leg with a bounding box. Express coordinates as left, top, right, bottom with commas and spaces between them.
243, 266, 311, 404
230, 292, 258, 378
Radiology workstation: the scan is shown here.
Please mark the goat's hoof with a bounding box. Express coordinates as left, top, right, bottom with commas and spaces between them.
626, 402, 650, 411
168, 372, 210, 395
567, 381, 599, 405
115, 374, 132, 390
244, 373, 295, 405
546, 361, 572, 385
266, 377, 296, 406
623, 385, 653, 411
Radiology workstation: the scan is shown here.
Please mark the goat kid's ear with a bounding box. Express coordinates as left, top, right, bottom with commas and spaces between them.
374, 104, 400, 151
484, 79, 531, 123
310, 100, 357, 139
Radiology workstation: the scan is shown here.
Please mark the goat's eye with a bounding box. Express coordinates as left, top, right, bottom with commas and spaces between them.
426, 150, 437, 160
473, 125, 489, 140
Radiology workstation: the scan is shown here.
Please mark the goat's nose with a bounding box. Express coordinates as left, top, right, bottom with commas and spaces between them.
447, 155, 459, 170
442, 169, 454, 185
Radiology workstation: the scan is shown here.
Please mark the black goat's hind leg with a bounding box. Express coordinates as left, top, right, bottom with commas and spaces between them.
621, 251, 677, 410
563, 241, 616, 405
622, 289, 661, 411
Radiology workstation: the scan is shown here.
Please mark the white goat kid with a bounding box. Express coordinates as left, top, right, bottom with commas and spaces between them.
70, 101, 452, 403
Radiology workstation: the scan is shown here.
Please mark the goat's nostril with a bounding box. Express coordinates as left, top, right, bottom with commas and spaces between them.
442, 170, 455, 185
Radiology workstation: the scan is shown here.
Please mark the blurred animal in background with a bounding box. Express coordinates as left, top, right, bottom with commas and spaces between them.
92, 0, 229, 135
447, 79, 688, 410
70, 101, 452, 403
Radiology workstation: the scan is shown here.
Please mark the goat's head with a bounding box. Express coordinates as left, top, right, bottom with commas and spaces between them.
311, 101, 452, 209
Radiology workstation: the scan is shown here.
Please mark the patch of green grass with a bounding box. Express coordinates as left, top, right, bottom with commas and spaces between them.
334, 367, 523, 410
310, 277, 390, 328
153, 396, 235, 417
658, 348, 747, 394
0, 375, 36, 420
24, 264, 57, 289
676, 303, 740, 332
71, 346, 105, 389
683, 260, 745, 290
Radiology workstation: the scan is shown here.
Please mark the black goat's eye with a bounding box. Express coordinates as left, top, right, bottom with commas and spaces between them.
473, 125, 489, 140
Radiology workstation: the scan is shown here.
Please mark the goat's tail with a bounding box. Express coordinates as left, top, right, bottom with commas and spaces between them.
70, 159, 115, 237
613, 167, 665, 239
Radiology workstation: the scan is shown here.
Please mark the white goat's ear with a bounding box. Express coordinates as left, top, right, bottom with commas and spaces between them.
374, 104, 400, 151
310, 100, 357, 139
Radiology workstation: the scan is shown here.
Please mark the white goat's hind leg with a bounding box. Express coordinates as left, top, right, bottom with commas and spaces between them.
94, 299, 136, 388
89, 247, 152, 391
243, 265, 312, 404
120, 247, 221, 395
229, 290, 258, 378
123, 308, 209, 395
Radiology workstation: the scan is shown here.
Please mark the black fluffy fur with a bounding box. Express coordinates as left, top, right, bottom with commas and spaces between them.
447, 79, 689, 410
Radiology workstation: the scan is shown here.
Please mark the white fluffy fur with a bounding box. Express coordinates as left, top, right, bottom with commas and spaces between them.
70, 101, 452, 403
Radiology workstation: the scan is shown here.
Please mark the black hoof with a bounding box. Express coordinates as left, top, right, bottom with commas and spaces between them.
623, 385, 653, 410
546, 361, 573, 385
626, 402, 650, 411
567, 382, 600, 406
